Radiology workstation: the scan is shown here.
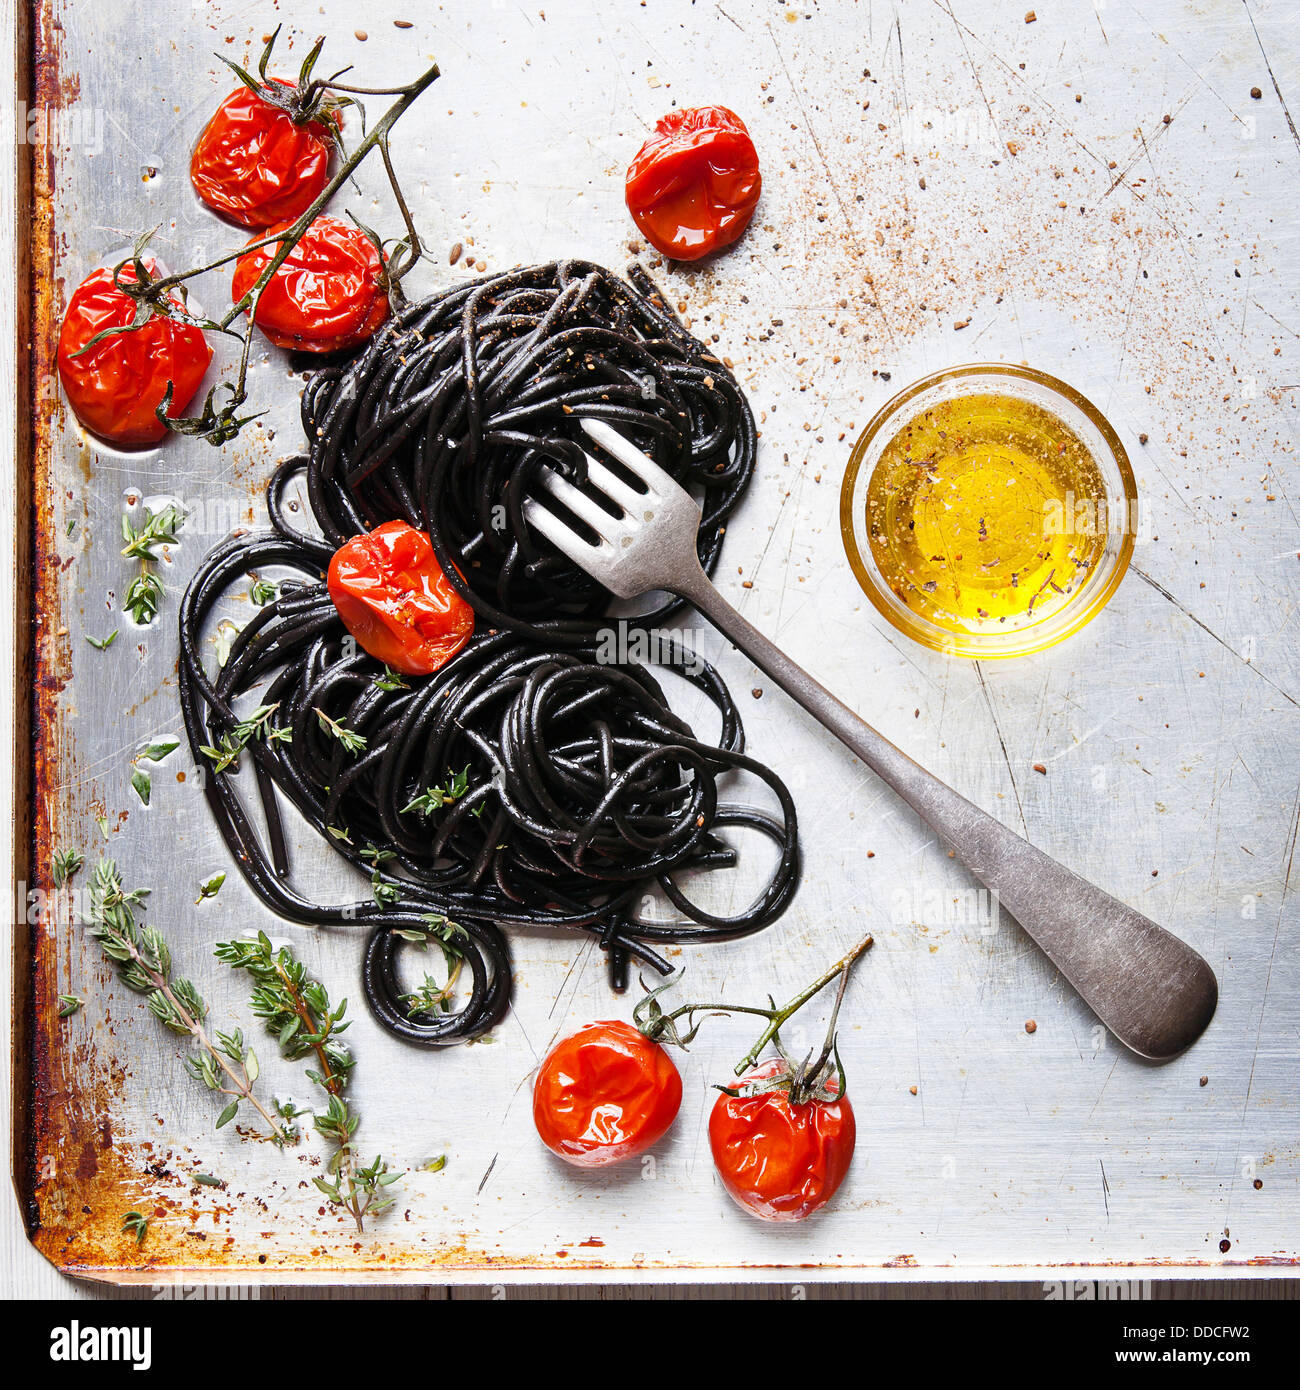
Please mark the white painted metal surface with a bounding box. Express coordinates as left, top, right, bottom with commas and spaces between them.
23, 0, 1299, 1279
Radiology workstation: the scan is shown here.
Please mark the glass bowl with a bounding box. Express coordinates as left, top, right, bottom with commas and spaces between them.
838, 364, 1138, 659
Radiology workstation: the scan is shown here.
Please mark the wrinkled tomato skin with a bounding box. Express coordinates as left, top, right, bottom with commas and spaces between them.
232, 215, 389, 354
624, 105, 761, 261
56, 260, 213, 447
709, 1059, 855, 1221
190, 81, 338, 229
327, 521, 475, 676
533, 1021, 683, 1168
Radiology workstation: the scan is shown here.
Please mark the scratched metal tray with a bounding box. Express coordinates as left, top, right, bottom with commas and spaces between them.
15, 0, 1299, 1284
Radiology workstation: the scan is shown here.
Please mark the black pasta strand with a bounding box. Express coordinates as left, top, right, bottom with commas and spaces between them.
298, 260, 757, 644
178, 530, 800, 1048
180, 261, 792, 1046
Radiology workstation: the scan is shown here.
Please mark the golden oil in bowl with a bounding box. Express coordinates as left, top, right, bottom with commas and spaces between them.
840, 366, 1137, 658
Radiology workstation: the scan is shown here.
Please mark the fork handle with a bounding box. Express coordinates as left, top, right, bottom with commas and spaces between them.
675, 566, 1217, 1060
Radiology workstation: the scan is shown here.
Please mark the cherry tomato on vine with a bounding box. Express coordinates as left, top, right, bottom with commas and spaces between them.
56, 260, 213, 447
533, 1020, 682, 1168
708, 1058, 856, 1221
232, 215, 390, 354
624, 105, 762, 262
190, 79, 340, 229
327, 521, 475, 677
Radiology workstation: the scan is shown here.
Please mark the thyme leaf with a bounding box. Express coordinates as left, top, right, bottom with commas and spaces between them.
196, 872, 226, 904
121, 1210, 149, 1246
129, 768, 152, 806
52, 847, 84, 889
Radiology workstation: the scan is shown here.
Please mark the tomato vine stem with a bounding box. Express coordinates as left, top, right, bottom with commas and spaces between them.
731, 932, 873, 1077
633, 933, 873, 1105
72, 31, 441, 446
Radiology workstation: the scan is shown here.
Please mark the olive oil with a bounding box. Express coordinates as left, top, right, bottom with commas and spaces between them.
863, 392, 1108, 639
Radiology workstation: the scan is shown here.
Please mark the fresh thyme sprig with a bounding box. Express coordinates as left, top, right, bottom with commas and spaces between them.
72, 30, 440, 446
215, 932, 400, 1231
359, 845, 400, 908
373, 666, 410, 692
200, 702, 291, 774
84, 861, 291, 1141
400, 966, 462, 1018
401, 767, 470, 817
120, 503, 185, 626
315, 708, 367, 754
121, 502, 183, 562
122, 1210, 149, 1246
395, 916, 466, 1017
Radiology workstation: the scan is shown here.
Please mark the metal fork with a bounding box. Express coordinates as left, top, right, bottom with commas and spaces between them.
524, 418, 1218, 1060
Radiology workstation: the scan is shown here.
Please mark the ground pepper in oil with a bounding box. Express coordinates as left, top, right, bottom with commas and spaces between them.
863, 392, 1109, 637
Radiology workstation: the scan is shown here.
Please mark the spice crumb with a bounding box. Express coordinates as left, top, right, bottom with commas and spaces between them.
1025, 9, 1037, 21
1250, 86, 1262, 99
1199, 1075, 1209, 1087
1032, 762, 1047, 775
449, 242, 463, 265
751, 688, 763, 699
355, 29, 368, 41
1024, 1019, 1037, 1034
909, 1085, 918, 1095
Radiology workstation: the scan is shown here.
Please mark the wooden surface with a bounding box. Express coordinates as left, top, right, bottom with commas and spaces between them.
6, 0, 1300, 1294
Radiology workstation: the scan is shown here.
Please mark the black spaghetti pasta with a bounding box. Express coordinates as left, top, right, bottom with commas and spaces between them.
288, 259, 756, 641
179, 530, 800, 1046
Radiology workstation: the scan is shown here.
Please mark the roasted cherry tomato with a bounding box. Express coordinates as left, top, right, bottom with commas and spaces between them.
190, 79, 339, 229
624, 105, 761, 262
327, 521, 475, 676
709, 1059, 855, 1221
232, 215, 390, 354
56, 260, 213, 447
533, 1020, 682, 1168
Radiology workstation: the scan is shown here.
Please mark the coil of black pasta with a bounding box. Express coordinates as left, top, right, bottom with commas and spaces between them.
286, 259, 756, 642
178, 528, 800, 1046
